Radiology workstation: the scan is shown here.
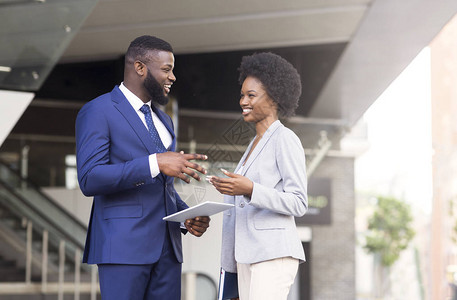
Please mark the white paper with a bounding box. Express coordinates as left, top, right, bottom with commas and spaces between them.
163, 201, 234, 222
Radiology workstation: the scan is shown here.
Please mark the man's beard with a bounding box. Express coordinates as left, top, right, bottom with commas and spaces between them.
144, 71, 169, 106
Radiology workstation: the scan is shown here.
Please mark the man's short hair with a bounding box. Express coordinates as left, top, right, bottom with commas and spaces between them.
125, 35, 173, 63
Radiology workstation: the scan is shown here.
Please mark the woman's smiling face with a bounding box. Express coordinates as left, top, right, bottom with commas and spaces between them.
240, 76, 278, 124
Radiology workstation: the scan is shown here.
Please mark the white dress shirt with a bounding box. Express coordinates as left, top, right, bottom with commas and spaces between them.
119, 82, 172, 178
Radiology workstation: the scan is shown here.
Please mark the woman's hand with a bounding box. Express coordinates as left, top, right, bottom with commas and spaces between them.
208, 169, 253, 196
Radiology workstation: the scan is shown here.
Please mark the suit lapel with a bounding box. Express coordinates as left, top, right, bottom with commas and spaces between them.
234, 138, 255, 174
240, 120, 282, 176
111, 86, 158, 154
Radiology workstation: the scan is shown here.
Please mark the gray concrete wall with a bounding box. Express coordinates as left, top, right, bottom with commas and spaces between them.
309, 156, 356, 300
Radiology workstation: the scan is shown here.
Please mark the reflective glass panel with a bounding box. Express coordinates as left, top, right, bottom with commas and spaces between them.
0, 0, 99, 91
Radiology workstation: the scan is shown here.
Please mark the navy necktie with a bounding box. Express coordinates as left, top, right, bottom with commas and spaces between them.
140, 104, 167, 153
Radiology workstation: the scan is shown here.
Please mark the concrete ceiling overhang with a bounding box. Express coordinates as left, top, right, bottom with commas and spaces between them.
62, 0, 371, 62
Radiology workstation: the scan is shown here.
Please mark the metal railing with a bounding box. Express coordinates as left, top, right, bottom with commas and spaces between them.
0, 159, 99, 298
0, 218, 99, 299
0, 159, 218, 299
0, 160, 87, 248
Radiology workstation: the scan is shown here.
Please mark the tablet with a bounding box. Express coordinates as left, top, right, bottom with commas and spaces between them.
163, 201, 234, 222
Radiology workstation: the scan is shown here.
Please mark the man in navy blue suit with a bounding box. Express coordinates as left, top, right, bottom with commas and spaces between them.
75, 35, 211, 300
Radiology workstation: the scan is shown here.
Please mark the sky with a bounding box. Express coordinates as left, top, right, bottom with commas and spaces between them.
354, 47, 433, 214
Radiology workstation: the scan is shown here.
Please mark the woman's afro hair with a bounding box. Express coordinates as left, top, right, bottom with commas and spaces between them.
238, 52, 302, 118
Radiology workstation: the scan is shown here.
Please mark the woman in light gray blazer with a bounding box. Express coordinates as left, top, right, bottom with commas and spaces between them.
209, 52, 308, 300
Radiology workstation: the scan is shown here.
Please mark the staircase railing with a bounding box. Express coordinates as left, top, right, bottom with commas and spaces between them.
0, 159, 99, 299
0, 160, 87, 248
0, 159, 218, 299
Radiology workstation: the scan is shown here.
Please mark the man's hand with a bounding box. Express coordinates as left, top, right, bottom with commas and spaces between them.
184, 216, 210, 237
157, 152, 207, 183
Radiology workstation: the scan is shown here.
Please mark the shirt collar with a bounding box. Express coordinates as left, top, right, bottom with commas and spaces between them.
119, 82, 151, 111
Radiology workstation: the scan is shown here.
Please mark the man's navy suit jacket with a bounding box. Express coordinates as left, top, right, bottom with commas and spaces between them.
75, 85, 188, 265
